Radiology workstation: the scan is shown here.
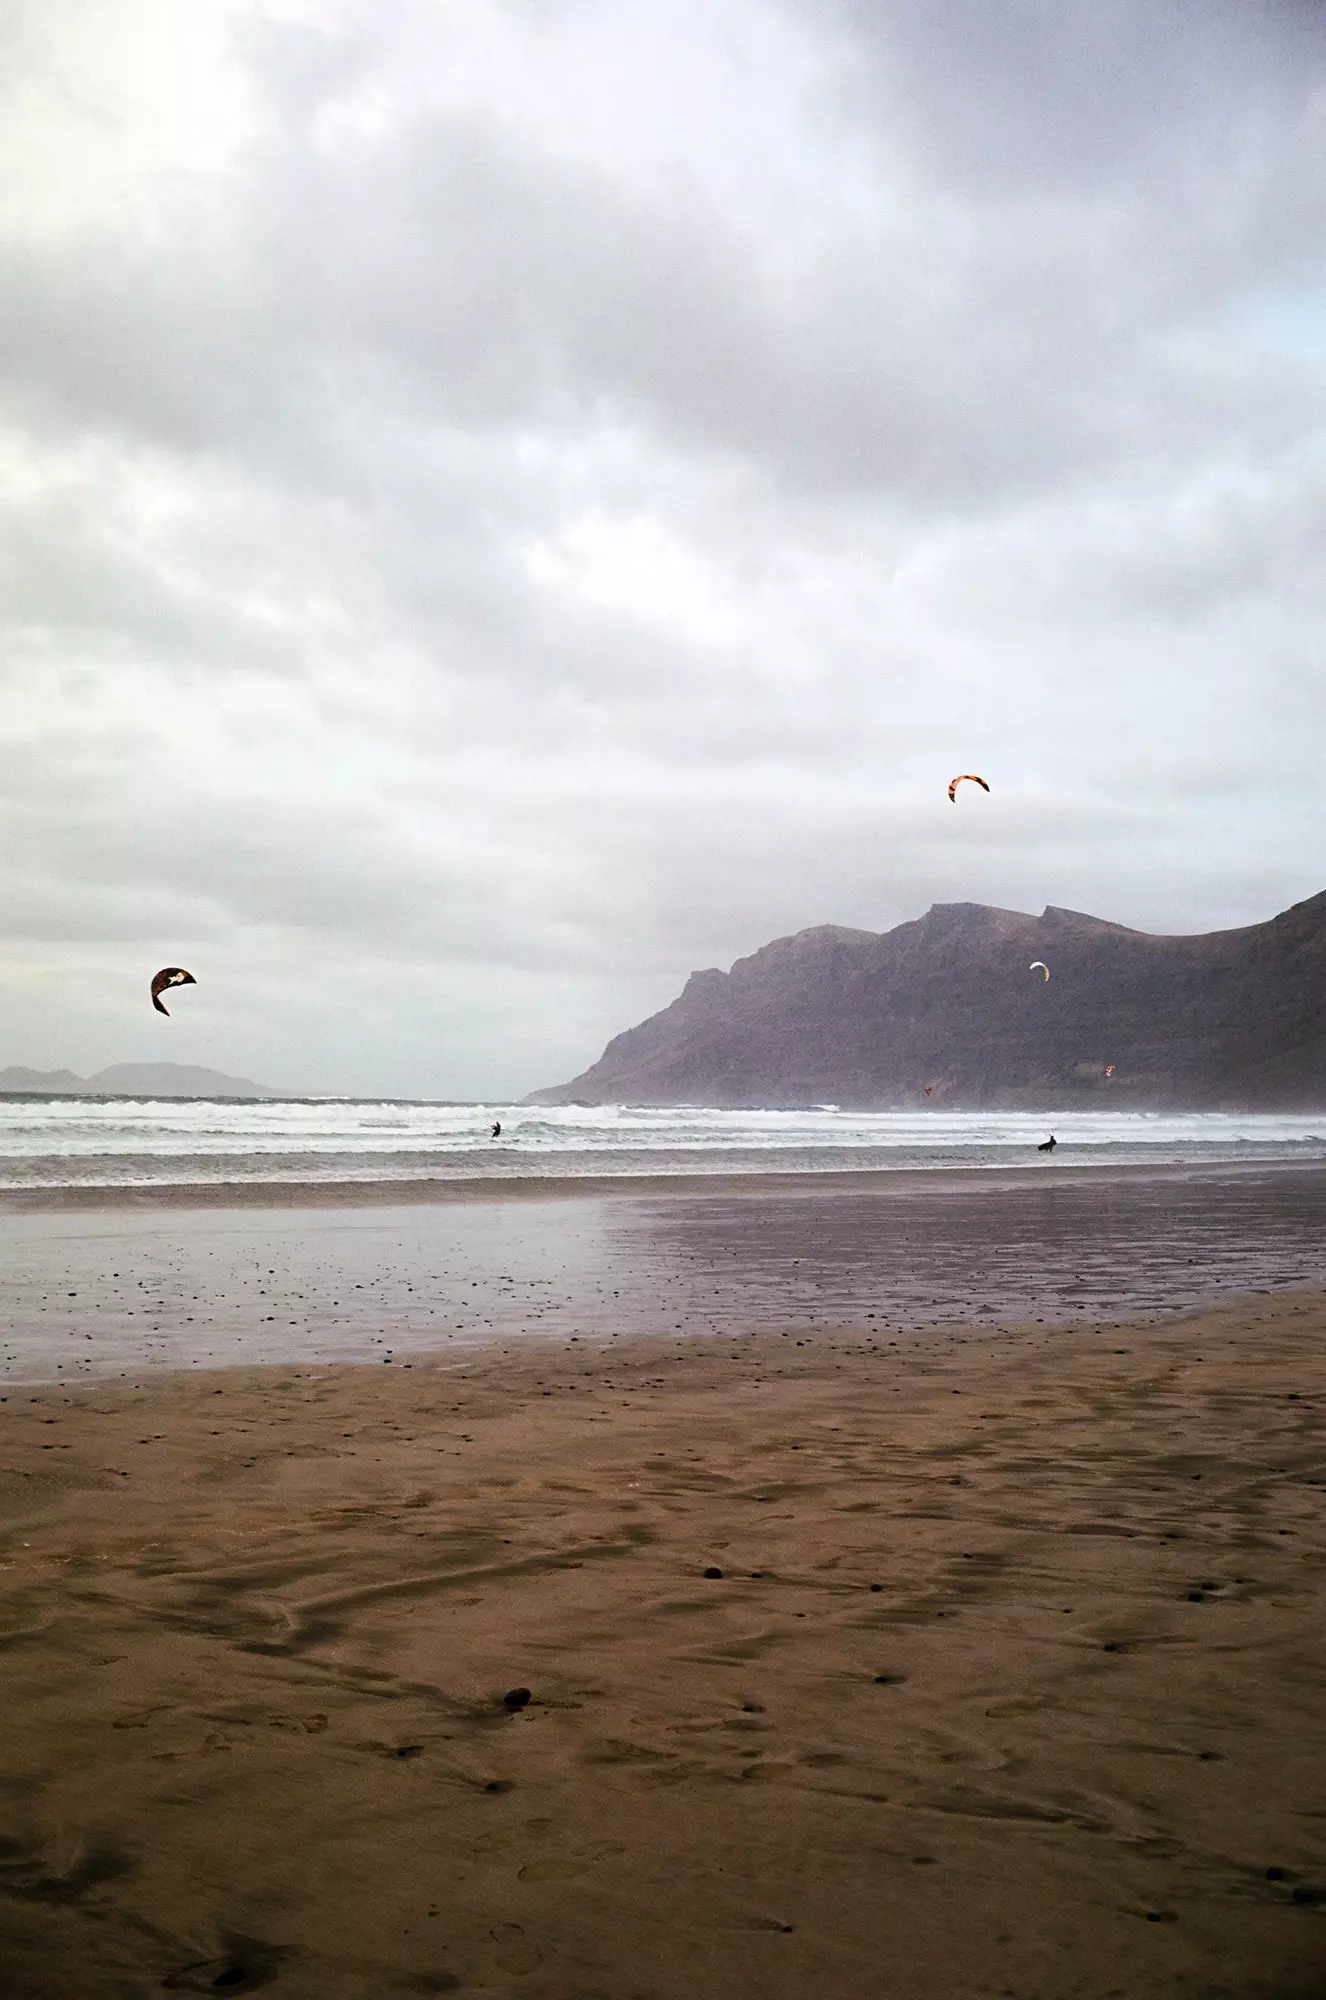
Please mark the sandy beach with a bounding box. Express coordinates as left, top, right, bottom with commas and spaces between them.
3, 1274, 1325, 1998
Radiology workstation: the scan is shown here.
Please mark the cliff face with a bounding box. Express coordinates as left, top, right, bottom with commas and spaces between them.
530, 891, 1326, 1109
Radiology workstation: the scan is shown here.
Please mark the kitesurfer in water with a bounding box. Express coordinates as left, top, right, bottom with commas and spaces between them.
491, 1120, 502, 1138
1037, 1134, 1057, 1153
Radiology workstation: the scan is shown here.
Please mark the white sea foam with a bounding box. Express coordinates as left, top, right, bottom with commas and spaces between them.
0, 1096, 1323, 1189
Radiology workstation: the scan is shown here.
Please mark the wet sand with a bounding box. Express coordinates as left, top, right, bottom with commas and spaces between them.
3, 1294, 1325, 1998
2, 1156, 1324, 1211
4, 1164, 1326, 1382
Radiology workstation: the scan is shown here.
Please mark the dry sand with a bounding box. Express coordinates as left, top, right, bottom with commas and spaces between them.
2, 1297, 1325, 1999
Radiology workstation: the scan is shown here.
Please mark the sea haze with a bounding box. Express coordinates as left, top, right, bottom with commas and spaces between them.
1, 1096, 1326, 1192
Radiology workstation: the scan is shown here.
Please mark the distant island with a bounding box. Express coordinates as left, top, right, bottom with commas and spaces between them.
529, 890, 1326, 1111
0, 1062, 286, 1099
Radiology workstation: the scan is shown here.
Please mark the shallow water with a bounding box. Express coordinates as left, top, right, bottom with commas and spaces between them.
3, 1165, 1324, 1384
2, 1097, 1326, 1191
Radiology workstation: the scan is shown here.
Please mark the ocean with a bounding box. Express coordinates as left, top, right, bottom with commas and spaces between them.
1, 1095, 1325, 1192
4, 1097, 1326, 1382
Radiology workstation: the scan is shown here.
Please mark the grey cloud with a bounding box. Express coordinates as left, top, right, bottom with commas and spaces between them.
1, 0, 1324, 1093
3, 44, 1315, 526
818, 0, 1326, 196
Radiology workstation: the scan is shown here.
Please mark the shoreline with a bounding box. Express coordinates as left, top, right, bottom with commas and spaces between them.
2, 1151, 1325, 1211
3, 1297, 1323, 1998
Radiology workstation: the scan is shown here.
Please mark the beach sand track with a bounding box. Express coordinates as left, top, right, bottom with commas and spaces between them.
1, 1299, 1324, 1997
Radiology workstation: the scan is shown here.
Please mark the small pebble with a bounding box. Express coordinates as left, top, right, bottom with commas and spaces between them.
703, 1566, 723, 1579
502, 1688, 531, 1711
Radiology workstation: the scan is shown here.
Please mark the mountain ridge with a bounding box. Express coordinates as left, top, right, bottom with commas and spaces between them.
0, 1061, 286, 1098
529, 891, 1326, 1110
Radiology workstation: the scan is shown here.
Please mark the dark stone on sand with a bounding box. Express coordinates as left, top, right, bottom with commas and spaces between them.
703, 1565, 724, 1579
1291, 1884, 1323, 1907
1266, 1866, 1290, 1881
394, 1744, 424, 1758
1103, 1641, 1123, 1652
873, 1673, 904, 1685
1187, 1590, 1207, 1602
502, 1687, 532, 1710
1144, 1910, 1178, 1923
869, 1583, 883, 1592
163, 1964, 257, 1993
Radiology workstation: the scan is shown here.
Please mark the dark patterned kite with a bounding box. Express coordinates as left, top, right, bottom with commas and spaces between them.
151, 967, 196, 1016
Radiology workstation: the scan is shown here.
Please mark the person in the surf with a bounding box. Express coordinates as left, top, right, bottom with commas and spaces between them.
491, 1120, 502, 1138
1037, 1134, 1057, 1152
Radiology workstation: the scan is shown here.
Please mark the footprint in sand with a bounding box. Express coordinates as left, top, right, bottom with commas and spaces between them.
0, 1833, 134, 1902
518, 1857, 587, 1884
162, 1934, 287, 1993
490, 1922, 543, 1975
518, 1842, 625, 1884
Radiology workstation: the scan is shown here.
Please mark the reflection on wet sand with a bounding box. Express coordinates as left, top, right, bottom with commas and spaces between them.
2, 1165, 1325, 1383
621, 1166, 1326, 1331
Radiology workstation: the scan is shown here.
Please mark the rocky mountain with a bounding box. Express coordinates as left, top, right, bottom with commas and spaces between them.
530, 891, 1326, 1110
0, 1061, 284, 1098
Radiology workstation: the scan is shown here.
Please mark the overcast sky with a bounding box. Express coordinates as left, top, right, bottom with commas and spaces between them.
2, 0, 1324, 1096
